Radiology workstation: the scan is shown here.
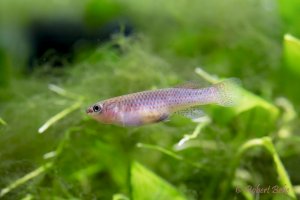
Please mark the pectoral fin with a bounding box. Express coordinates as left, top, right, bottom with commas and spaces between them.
155, 113, 170, 122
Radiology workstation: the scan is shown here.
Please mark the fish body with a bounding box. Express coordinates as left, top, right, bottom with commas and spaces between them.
86, 78, 240, 126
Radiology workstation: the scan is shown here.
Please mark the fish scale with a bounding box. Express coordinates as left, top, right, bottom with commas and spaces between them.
86, 78, 240, 126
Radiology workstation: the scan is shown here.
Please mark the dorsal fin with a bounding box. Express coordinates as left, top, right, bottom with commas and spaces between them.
174, 81, 202, 89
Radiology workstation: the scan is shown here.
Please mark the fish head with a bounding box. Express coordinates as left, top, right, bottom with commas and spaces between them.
86, 101, 118, 124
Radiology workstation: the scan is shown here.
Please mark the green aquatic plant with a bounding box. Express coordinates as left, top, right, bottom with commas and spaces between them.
1, 0, 300, 199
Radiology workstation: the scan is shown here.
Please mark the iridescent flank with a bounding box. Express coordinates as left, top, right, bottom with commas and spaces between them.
86, 78, 240, 126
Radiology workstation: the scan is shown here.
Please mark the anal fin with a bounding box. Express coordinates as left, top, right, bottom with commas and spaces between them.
175, 108, 206, 120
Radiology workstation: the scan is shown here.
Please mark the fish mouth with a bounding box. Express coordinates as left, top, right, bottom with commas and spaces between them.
86, 107, 93, 114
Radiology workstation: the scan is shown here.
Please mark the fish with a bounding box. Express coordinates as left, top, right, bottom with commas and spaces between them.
86, 78, 241, 126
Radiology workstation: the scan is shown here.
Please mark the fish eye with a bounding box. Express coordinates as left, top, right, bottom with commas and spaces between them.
93, 104, 102, 113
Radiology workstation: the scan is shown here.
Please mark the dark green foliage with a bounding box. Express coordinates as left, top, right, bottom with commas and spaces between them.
0, 0, 300, 200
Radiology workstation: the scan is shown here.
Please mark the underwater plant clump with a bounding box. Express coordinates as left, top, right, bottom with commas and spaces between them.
1, 0, 300, 199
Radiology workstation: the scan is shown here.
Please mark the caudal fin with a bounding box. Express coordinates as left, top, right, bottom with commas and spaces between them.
213, 78, 241, 106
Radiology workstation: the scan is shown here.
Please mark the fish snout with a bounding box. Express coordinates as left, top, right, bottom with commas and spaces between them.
86, 107, 93, 114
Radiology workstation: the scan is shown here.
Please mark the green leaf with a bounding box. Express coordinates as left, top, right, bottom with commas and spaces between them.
130, 161, 187, 200
283, 34, 300, 76
282, 34, 300, 101
0, 117, 7, 126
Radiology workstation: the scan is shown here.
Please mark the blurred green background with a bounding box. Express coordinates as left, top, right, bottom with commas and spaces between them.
0, 0, 300, 199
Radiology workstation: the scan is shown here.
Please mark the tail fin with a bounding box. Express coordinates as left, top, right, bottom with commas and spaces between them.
213, 78, 241, 106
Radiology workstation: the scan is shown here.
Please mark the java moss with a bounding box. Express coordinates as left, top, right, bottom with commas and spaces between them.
1, 0, 300, 199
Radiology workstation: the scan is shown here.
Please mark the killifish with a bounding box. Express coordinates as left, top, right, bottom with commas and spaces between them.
86, 78, 240, 126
